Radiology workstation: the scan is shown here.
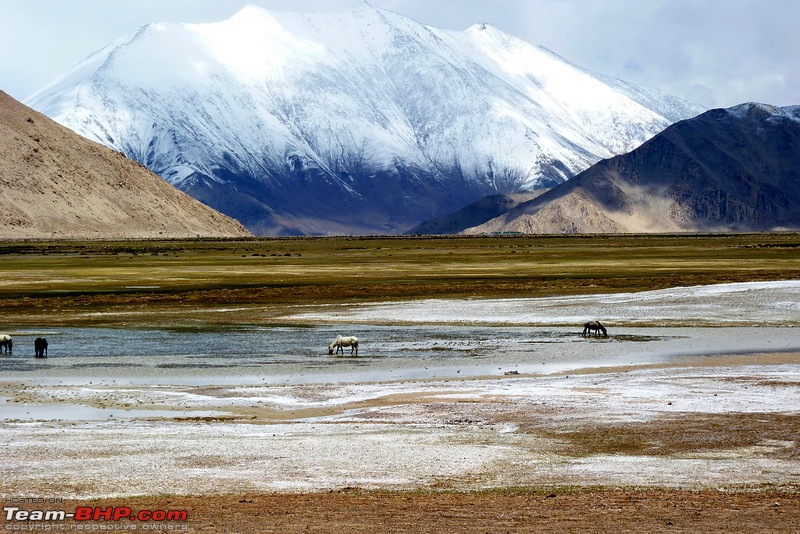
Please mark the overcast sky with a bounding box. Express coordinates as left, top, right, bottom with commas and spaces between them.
2, 0, 797, 109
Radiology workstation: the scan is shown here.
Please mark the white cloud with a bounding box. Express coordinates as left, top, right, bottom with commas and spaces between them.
1, 0, 797, 108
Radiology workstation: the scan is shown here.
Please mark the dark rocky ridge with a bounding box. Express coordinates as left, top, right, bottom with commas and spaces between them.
466, 103, 800, 234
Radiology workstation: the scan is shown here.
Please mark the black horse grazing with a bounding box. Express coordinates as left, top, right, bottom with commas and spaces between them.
0, 334, 11, 353
34, 337, 48, 358
582, 321, 608, 337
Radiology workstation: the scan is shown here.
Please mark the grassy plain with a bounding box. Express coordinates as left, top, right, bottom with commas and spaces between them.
0, 233, 798, 327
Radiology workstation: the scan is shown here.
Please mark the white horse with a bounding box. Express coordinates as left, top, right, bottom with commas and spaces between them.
328, 335, 359, 355
0, 334, 11, 353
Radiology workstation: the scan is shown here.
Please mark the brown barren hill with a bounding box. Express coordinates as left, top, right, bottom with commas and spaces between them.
0, 91, 251, 238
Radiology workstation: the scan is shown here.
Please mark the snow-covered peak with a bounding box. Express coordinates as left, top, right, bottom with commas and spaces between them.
722, 102, 800, 128
187, 6, 328, 82
25, 4, 705, 235
783, 105, 800, 122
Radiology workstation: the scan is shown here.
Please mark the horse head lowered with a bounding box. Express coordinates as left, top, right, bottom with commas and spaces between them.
328, 335, 359, 355
582, 321, 608, 338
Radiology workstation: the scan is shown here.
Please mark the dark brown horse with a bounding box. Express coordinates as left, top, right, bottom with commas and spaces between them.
34, 337, 48, 358
582, 321, 608, 337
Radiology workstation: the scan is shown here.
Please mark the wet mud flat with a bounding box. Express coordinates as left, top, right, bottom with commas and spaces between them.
2, 350, 800, 531
2, 350, 799, 497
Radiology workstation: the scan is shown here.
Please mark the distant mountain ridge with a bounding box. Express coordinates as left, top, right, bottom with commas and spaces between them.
26, 3, 703, 235
408, 192, 544, 235
464, 103, 800, 234
0, 92, 251, 239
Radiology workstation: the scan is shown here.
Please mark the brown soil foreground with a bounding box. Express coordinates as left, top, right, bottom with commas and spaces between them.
23, 488, 800, 533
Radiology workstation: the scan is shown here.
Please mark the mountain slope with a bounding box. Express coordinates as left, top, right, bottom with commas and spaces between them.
26, 3, 703, 235
408, 192, 543, 234
0, 91, 251, 238
466, 103, 800, 234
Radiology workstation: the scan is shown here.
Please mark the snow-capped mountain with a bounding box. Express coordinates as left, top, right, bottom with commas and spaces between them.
464, 103, 800, 234
26, 3, 704, 235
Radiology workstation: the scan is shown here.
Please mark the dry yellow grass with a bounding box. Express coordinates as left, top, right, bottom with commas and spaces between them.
1, 234, 798, 326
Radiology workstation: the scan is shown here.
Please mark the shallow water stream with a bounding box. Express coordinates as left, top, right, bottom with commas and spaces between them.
2, 324, 799, 386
